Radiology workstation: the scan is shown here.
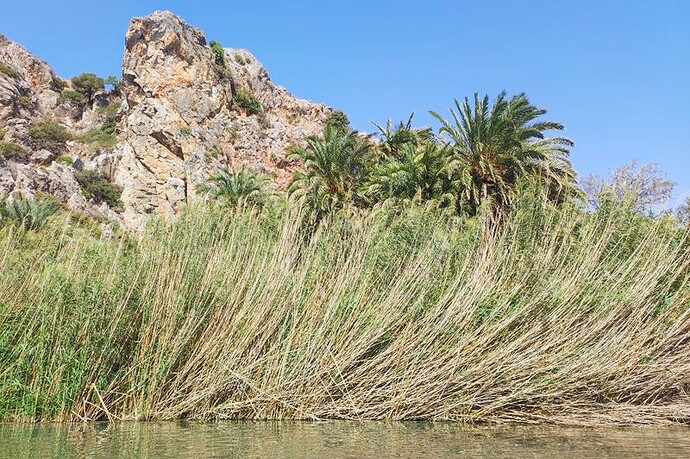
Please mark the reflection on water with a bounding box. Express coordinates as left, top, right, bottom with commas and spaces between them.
1, 421, 689, 458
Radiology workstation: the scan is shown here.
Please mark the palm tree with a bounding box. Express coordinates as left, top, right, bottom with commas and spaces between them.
199, 165, 275, 209
288, 124, 372, 216
0, 195, 60, 231
372, 113, 434, 160
365, 142, 463, 214
431, 92, 578, 212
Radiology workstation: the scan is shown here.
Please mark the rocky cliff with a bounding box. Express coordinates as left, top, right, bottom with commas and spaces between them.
0, 10, 332, 229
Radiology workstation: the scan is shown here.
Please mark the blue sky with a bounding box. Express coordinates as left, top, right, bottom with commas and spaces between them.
1, 1, 688, 201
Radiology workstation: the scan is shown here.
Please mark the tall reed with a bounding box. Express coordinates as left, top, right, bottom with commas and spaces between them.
0, 196, 688, 425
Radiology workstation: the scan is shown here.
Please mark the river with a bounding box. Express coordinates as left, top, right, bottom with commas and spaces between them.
1, 421, 689, 458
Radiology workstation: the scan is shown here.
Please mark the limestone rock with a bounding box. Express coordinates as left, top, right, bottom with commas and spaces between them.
1, 10, 333, 230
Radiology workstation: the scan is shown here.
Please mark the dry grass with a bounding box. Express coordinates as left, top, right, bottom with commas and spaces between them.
0, 197, 689, 425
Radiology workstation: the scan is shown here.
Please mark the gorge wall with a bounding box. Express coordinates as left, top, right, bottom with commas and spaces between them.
0, 10, 332, 229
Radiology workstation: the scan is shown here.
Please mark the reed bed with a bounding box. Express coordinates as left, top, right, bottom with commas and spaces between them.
0, 197, 689, 425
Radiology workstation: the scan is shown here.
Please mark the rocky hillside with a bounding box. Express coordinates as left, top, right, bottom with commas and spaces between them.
0, 10, 332, 229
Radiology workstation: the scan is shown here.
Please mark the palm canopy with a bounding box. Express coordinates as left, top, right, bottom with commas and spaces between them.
431, 91, 578, 210
288, 124, 372, 214
372, 113, 434, 160
199, 165, 275, 209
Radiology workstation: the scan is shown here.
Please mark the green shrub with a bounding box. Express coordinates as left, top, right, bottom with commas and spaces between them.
0, 62, 19, 78
180, 126, 192, 137
56, 155, 74, 166
234, 53, 245, 65
28, 121, 72, 150
79, 122, 116, 148
96, 104, 118, 122
0, 142, 28, 161
0, 128, 5, 140
209, 41, 225, 67
75, 169, 123, 208
209, 148, 219, 158
59, 89, 86, 104
233, 88, 263, 115
17, 96, 33, 109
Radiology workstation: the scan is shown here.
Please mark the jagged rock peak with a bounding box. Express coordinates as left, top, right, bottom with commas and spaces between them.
112, 10, 332, 229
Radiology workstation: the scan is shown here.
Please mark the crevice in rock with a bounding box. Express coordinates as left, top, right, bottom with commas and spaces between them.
150, 130, 184, 159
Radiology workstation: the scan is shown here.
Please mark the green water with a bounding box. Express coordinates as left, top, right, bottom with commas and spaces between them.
1, 421, 688, 458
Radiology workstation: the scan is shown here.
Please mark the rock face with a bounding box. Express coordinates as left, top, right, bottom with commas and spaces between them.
113, 11, 331, 228
0, 10, 332, 229
0, 33, 101, 216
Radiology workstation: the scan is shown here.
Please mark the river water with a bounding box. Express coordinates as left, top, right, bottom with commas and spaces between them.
1, 421, 689, 458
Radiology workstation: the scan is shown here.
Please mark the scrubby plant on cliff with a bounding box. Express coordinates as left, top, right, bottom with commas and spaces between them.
75, 169, 122, 209
17, 95, 33, 109
209, 40, 225, 67
0, 62, 19, 78
79, 122, 117, 148
0, 142, 28, 162
199, 165, 275, 209
59, 89, 86, 105
71, 73, 104, 105
28, 120, 72, 151
0, 128, 5, 140
0, 194, 60, 231
233, 87, 263, 115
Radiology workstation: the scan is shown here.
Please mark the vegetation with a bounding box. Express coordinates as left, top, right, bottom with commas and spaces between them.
677, 196, 690, 227
0, 128, 5, 140
199, 166, 275, 209
0, 142, 28, 162
0, 90, 688, 426
74, 169, 122, 208
288, 124, 371, 219
0, 193, 687, 424
71, 73, 104, 105
105, 75, 122, 93
56, 155, 74, 166
210, 41, 225, 67
286, 92, 581, 220
583, 160, 676, 214
79, 122, 116, 148
28, 120, 72, 151
59, 89, 86, 104
0, 62, 19, 78
325, 110, 351, 131
0, 195, 60, 230
233, 87, 263, 115
17, 95, 33, 109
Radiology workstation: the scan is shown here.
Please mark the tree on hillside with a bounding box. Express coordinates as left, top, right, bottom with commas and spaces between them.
431, 92, 578, 213
71, 73, 105, 105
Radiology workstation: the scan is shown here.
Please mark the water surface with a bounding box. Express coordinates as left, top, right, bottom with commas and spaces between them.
1, 421, 688, 458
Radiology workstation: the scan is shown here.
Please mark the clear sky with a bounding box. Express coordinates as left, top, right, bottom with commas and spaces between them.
1, 1, 688, 201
